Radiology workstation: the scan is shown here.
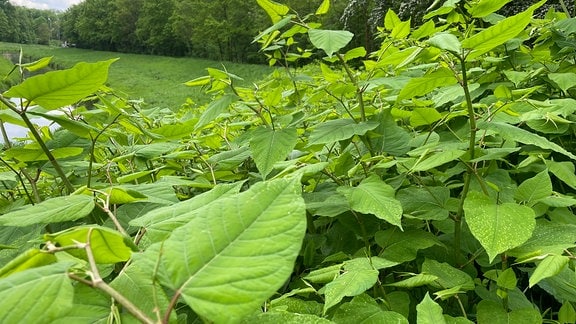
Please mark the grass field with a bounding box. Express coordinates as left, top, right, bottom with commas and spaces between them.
0, 42, 273, 110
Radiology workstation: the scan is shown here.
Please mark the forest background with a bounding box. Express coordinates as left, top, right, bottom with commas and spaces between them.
1, 0, 571, 64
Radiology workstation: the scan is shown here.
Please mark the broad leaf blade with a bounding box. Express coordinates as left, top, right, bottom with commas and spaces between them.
323, 269, 379, 313
0, 262, 74, 323
308, 29, 354, 58
309, 119, 378, 145
249, 126, 298, 179
256, 0, 289, 23
529, 255, 569, 288
397, 68, 457, 101
161, 177, 306, 323
417, 293, 446, 324
194, 94, 238, 131
464, 191, 536, 262
514, 170, 552, 206
0, 195, 95, 226
4, 59, 117, 110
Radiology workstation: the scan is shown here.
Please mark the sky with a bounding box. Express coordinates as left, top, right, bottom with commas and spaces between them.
9, 0, 83, 11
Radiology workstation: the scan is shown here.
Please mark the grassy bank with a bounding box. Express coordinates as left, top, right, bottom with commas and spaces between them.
0, 42, 273, 109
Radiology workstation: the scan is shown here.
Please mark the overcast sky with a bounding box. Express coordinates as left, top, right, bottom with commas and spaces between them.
9, 0, 83, 11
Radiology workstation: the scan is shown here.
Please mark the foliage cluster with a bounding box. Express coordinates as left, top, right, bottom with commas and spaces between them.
2, 0, 576, 323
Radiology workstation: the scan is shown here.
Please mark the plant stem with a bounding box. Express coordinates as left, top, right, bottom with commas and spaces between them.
337, 53, 366, 122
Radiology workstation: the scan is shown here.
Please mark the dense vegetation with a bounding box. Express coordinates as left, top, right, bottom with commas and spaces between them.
3, 0, 576, 323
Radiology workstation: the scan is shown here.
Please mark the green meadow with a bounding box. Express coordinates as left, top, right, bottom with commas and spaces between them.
0, 42, 273, 109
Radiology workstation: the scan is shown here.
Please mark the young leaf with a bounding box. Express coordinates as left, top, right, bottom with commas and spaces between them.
340, 176, 403, 228
4, 59, 118, 110
249, 126, 298, 179
463, 191, 536, 262
428, 32, 462, 53
0, 262, 74, 323
0, 248, 57, 278
384, 9, 401, 31
0, 195, 94, 226
308, 29, 354, 58
461, 0, 546, 60
410, 108, 442, 127
386, 274, 439, 288
467, 0, 512, 18
20, 56, 53, 72
416, 293, 446, 324
315, 0, 330, 15
160, 177, 306, 323
257, 0, 290, 23
529, 255, 569, 288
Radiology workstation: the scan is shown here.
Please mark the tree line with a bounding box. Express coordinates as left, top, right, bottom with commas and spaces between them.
2, 0, 572, 64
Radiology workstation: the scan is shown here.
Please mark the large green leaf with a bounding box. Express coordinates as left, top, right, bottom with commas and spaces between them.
0, 195, 94, 226
397, 187, 451, 221
478, 121, 576, 160
324, 268, 379, 313
0, 248, 56, 278
0, 262, 74, 323
309, 119, 379, 145
548, 73, 576, 92
467, 0, 512, 18
421, 259, 474, 291
160, 177, 306, 323
529, 255, 569, 288
397, 67, 457, 101
547, 161, 576, 190
249, 126, 298, 179
463, 191, 536, 262
130, 182, 244, 242
509, 222, 576, 258
417, 293, 446, 324
308, 29, 354, 58
375, 229, 444, 263
44, 226, 137, 264
461, 0, 545, 60
340, 176, 403, 228
514, 170, 552, 206
4, 59, 117, 110
51, 284, 111, 324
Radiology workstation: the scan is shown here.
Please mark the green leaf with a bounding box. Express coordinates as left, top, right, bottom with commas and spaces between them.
478, 121, 576, 160
27, 111, 99, 138
51, 284, 110, 324
509, 222, 576, 257
463, 191, 536, 262
398, 67, 457, 101
324, 269, 379, 313
0, 195, 94, 226
0, 263, 74, 323
194, 94, 238, 131
514, 170, 552, 206
0, 248, 56, 278
309, 119, 378, 145
428, 32, 462, 53
467, 0, 512, 18
384, 9, 401, 31
20, 56, 53, 72
243, 312, 332, 324
3, 147, 84, 162
397, 187, 451, 221
476, 300, 542, 324
129, 182, 244, 242
387, 273, 439, 288
461, 0, 546, 60
548, 73, 576, 92
333, 295, 408, 324
44, 226, 136, 264
257, 0, 290, 23
421, 259, 474, 290
410, 149, 466, 172
375, 229, 444, 263
308, 29, 354, 58
391, 20, 411, 39
417, 293, 446, 324
547, 161, 576, 190
4, 59, 117, 110
344, 47, 367, 62
340, 176, 403, 228
410, 108, 442, 127
497, 268, 517, 290
371, 110, 411, 156
160, 177, 306, 323
559, 301, 576, 324
529, 255, 569, 288
315, 0, 330, 15
249, 126, 298, 179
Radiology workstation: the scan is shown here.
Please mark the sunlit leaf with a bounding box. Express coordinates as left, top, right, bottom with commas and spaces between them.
194, 94, 238, 131
249, 126, 298, 179
324, 269, 379, 313
0, 248, 56, 278
514, 170, 552, 206
467, 0, 512, 18
0, 195, 94, 226
4, 59, 117, 110
417, 293, 446, 324
160, 177, 306, 323
529, 255, 569, 288
464, 191, 536, 262
315, 0, 330, 15
308, 29, 354, 58
257, 0, 289, 23
397, 68, 457, 101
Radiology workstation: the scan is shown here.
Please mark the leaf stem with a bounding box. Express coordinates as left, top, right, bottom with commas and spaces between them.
336, 53, 366, 122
